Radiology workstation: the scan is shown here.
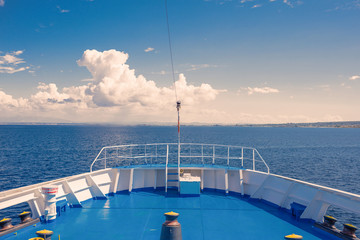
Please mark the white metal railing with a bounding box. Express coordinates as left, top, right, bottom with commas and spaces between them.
89, 143, 270, 174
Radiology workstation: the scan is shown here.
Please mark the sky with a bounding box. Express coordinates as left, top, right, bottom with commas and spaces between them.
0, 0, 360, 124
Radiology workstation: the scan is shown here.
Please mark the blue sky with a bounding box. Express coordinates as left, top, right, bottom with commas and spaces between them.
0, 0, 359, 124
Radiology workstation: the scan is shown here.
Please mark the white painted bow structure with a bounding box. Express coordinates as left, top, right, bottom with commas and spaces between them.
0, 143, 359, 224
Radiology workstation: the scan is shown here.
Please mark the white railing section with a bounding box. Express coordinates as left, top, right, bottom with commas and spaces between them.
90, 143, 270, 173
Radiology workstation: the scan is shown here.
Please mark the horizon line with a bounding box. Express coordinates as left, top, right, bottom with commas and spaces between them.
0, 120, 359, 127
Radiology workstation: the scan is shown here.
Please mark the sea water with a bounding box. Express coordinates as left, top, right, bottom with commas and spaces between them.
0, 125, 359, 227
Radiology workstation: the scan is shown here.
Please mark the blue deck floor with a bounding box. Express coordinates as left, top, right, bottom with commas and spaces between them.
2, 190, 337, 240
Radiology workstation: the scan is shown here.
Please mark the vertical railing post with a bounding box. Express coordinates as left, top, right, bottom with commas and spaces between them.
155, 145, 157, 164
252, 149, 255, 171
130, 146, 132, 166
201, 145, 204, 165
145, 145, 147, 165
105, 148, 107, 169
212, 145, 215, 165
227, 146, 230, 166
116, 147, 119, 168
166, 144, 169, 166
241, 148, 244, 167
150, 145, 153, 166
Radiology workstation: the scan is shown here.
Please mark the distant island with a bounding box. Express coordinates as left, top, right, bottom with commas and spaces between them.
235, 121, 360, 128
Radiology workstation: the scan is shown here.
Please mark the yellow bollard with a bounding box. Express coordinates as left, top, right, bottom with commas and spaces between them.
0, 218, 14, 231
36, 229, 54, 240
284, 234, 303, 239
160, 211, 182, 240
19, 211, 32, 223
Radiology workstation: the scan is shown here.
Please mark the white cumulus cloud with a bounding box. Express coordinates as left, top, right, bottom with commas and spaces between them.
144, 47, 155, 52
76, 49, 220, 107
0, 49, 222, 123
349, 75, 360, 80
0, 91, 27, 108
243, 87, 280, 95
0, 0, 4, 7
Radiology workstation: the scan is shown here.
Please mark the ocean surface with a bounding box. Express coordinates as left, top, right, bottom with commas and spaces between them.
0, 125, 359, 227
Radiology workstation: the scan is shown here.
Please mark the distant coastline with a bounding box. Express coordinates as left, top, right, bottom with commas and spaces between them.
0, 121, 360, 128
235, 121, 360, 128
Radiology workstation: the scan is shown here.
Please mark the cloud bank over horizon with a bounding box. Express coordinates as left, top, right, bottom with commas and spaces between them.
0, 49, 354, 124
0, 49, 224, 123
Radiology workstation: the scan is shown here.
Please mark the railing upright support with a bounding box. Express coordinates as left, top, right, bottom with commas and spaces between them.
129, 146, 132, 166
90, 147, 106, 172
201, 145, 204, 165
241, 148, 244, 167
166, 145, 169, 165
150, 145, 152, 166
227, 146, 230, 166
105, 148, 107, 169
116, 147, 119, 167
212, 146, 215, 165
255, 149, 270, 174
145, 145, 147, 164
252, 149, 255, 171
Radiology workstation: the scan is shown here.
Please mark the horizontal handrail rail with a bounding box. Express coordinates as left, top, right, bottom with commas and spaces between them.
90, 143, 270, 174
